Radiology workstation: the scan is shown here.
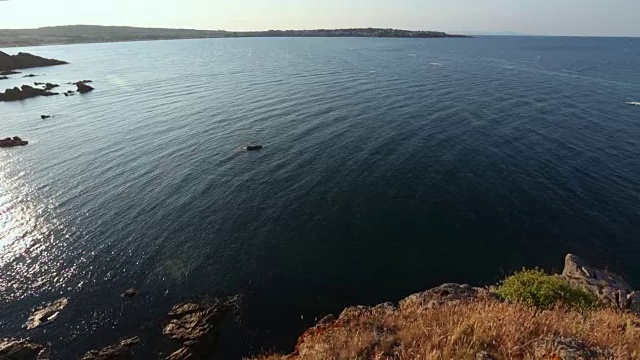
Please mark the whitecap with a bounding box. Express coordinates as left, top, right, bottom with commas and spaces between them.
430, 63, 443, 66
626, 102, 640, 106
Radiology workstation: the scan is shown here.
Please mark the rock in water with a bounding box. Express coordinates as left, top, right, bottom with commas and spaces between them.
163, 295, 241, 359
0, 338, 47, 360
561, 253, 640, 313
44, 83, 58, 91
0, 136, 29, 148
41, 115, 51, 119
0, 76, 8, 80
23, 74, 38, 78
76, 82, 94, 94
81, 337, 140, 360
121, 289, 138, 299
26, 297, 68, 330
0, 51, 67, 71
0, 70, 21, 75
0, 85, 59, 102
245, 145, 263, 151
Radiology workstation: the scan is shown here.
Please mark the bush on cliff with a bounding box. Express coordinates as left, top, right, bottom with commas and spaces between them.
496, 268, 599, 311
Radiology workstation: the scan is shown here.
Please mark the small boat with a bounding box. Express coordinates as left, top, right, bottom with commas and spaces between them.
0, 136, 29, 148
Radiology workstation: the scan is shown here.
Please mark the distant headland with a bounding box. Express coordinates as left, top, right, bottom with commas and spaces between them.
0, 25, 470, 47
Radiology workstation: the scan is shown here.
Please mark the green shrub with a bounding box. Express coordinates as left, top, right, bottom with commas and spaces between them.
496, 268, 599, 311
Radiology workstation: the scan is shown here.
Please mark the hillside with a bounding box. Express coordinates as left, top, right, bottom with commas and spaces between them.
0, 25, 468, 47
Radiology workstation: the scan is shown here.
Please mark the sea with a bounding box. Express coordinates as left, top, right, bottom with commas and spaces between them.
1, 36, 639, 359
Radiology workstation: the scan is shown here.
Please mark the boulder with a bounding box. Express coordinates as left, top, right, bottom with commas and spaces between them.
81, 337, 140, 360
0, 51, 67, 71
26, 297, 68, 330
0, 85, 58, 102
0, 338, 47, 360
76, 82, 94, 94
561, 253, 640, 312
163, 295, 241, 359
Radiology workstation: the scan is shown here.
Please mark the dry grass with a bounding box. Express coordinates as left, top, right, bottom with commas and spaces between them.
251, 299, 640, 360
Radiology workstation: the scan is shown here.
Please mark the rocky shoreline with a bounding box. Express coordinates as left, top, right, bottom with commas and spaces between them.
0, 51, 67, 72
2, 254, 638, 359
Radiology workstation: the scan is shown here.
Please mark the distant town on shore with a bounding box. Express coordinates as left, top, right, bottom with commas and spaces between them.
0, 25, 469, 47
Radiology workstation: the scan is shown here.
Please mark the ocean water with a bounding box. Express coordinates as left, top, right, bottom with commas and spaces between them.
1, 36, 639, 358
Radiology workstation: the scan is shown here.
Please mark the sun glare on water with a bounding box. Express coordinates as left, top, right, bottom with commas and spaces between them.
0, 154, 81, 301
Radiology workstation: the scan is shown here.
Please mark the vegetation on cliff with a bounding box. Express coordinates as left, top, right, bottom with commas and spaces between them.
253, 255, 640, 360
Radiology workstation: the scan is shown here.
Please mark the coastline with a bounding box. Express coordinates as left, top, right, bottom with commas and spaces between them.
3, 254, 639, 359
0, 26, 470, 48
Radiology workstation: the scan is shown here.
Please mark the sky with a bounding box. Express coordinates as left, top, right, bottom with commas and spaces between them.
0, 0, 639, 37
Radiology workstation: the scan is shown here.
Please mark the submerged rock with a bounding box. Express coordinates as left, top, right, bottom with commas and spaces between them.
561, 253, 640, 312
76, 82, 94, 94
81, 337, 140, 360
163, 295, 241, 359
0, 338, 47, 360
0, 85, 58, 101
26, 297, 68, 330
0, 136, 28, 148
0, 51, 67, 71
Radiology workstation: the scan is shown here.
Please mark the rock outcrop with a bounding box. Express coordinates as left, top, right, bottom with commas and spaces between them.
561, 253, 640, 312
0, 137, 29, 148
0, 85, 59, 102
0, 51, 67, 71
26, 297, 68, 330
76, 82, 94, 94
0, 338, 47, 360
399, 283, 498, 312
163, 295, 241, 360
81, 337, 140, 360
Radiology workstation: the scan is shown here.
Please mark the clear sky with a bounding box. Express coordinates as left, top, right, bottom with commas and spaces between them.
1, 0, 639, 37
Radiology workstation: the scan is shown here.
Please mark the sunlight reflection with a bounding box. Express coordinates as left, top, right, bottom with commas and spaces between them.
0, 154, 81, 301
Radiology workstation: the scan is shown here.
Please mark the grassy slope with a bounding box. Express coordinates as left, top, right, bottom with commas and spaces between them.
254, 298, 640, 360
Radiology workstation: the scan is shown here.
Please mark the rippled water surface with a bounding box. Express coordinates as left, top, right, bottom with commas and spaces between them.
1, 36, 639, 358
